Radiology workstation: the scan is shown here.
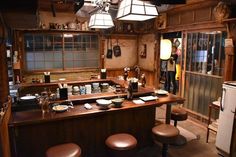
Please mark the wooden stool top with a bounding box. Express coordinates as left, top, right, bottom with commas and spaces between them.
46, 143, 81, 157
171, 108, 188, 121
152, 124, 179, 144
105, 133, 137, 151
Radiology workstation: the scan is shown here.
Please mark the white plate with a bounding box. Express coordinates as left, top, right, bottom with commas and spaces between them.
155, 89, 168, 95
139, 96, 158, 101
20, 95, 36, 100
52, 105, 69, 112
133, 99, 145, 104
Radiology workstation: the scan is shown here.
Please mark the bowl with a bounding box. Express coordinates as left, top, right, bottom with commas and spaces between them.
96, 99, 112, 110
111, 98, 124, 108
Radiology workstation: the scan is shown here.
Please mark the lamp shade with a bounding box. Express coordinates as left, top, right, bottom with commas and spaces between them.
160, 39, 172, 60
117, 0, 158, 21
89, 12, 114, 29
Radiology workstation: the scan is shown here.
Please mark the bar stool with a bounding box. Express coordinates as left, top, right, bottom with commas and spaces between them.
105, 133, 137, 157
46, 143, 82, 157
171, 107, 188, 127
152, 124, 179, 157
170, 107, 188, 146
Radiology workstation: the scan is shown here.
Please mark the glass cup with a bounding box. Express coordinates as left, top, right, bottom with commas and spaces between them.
38, 97, 50, 114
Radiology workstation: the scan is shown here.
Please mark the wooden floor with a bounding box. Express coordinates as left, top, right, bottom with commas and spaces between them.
135, 106, 220, 157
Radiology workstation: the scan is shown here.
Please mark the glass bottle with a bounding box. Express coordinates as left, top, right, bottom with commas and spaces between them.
141, 74, 146, 87
127, 81, 133, 100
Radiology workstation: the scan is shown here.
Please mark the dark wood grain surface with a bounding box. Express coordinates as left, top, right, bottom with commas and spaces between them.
9, 90, 184, 157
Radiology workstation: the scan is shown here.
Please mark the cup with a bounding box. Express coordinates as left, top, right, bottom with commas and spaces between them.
38, 97, 50, 114
44, 75, 50, 83
131, 82, 138, 92
100, 69, 107, 79
85, 84, 92, 94
59, 88, 68, 100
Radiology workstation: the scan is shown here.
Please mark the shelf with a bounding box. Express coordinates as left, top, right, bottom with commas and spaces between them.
19, 29, 100, 34
222, 18, 236, 23
208, 124, 218, 132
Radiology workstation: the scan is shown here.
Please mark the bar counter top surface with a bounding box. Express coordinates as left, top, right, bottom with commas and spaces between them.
9, 91, 184, 126
8, 83, 185, 157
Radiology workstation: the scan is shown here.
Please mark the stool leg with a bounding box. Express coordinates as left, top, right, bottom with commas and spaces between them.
206, 128, 210, 143
174, 120, 177, 127
162, 144, 168, 157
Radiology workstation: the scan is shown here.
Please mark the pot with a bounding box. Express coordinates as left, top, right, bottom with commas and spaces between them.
68, 22, 76, 30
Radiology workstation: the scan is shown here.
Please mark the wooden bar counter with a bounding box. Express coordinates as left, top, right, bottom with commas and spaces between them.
9, 82, 184, 157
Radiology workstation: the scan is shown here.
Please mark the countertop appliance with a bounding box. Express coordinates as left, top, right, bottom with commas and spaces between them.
216, 82, 236, 156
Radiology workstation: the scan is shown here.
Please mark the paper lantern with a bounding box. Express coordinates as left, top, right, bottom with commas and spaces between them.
160, 39, 172, 60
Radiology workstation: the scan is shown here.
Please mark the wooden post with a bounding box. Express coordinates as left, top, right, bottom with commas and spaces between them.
0, 43, 9, 106
224, 46, 234, 81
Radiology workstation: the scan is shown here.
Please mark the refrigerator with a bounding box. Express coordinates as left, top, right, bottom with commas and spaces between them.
216, 82, 236, 156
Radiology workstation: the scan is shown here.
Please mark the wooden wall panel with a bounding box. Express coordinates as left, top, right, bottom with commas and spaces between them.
195, 7, 212, 22
168, 14, 180, 26
165, 0, 222, 31
180, 11, 194, 25
9, 106, 156, 157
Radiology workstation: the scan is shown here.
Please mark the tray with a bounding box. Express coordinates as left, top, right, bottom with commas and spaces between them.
139, 96, 158, 101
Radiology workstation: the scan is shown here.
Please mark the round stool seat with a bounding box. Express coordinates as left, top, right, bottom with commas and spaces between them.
171, 108, 188, 121
105, 133, 137, 151
152, 124, 179, 144
46, 143, 81, 157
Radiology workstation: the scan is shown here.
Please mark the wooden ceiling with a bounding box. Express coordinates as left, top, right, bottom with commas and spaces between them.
0, 0, 83, 13
38, 0, 76, 13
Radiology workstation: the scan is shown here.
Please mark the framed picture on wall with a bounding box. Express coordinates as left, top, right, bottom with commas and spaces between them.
140, 44, 147, 58
155, 13, 167, 30
123, 22, 134, 33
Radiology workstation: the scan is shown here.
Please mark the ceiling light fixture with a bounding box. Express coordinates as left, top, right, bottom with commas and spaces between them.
88, 1, 114, 29
116, 0, 158, 21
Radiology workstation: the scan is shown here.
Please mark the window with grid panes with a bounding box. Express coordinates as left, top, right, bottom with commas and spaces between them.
24, 33, 99, 71
186, 31, 226, 76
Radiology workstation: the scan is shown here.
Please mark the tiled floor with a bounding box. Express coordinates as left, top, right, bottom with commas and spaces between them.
136, 106, 219, 157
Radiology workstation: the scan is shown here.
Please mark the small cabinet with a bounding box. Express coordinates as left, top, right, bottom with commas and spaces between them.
6, 46, 14, 88
6, 46, 18, 102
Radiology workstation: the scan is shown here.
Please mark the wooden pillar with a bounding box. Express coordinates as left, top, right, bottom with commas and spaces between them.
100, 38, 105, 69
224, 47, 234, 81
0, 43, 9, 106
224, 22, 236, 81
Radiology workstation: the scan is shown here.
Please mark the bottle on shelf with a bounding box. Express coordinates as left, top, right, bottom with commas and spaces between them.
123, 67, 130, 81
141, 73, 146, 87
127, 81, 133, 100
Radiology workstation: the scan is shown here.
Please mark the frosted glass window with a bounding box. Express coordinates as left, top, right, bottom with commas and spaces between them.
85, 60, 98, 67
35, 62, 44, 70
24, 33, 99, 71
54, 62, 63, 68
186, 31, 226, 76
27, 62, 35, 70
35, 53, 44, 61
65, 61, 73, 68
64, 52, 74, 60
54, 53, 62, 60
26, 53, 34, 61
45, 53, 54, 61
45, 62, 54, 69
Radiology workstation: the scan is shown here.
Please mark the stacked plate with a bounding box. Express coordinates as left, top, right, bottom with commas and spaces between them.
154, 89, 168, 95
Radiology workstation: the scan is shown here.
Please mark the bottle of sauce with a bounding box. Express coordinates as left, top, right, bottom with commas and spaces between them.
124, 70, 128, 81
127, 81, 133, 100
141, 74, 146, 87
